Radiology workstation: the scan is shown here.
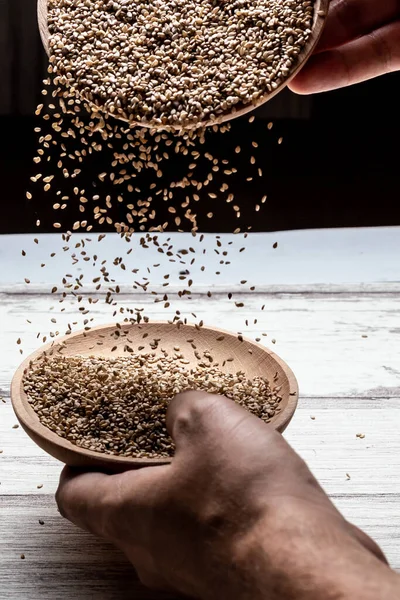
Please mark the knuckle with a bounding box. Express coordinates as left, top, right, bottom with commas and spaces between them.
197, 501, 229, 531
367, 29, 393, 72
333, 0, 362, 41
172, 391, 221, 433
186, 394, 221, 430
172, 411, 194, 438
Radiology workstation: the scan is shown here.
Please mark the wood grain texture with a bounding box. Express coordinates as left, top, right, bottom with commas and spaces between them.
0, 496, 177, 600
0, 494, 399, 600
1, 227, 400, 597
1, 229, 399, 291
37, 0, 329, 130
1, 396, 400, 496
1, 291, 399, 397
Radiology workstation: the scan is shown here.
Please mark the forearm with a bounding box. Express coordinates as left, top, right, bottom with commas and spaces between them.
215, 513, 400, 600
266, 541, 400, 600
223, 542, 400, 600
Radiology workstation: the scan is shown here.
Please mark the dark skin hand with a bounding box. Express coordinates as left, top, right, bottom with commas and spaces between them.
289, 0, 400, 93
56, 391, 400, 599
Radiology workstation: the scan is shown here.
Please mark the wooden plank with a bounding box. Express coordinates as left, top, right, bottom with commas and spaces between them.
1, 397, 400, 496
0, 496, 176, 600
0, 227, 399, 597
3, 284, 400, 295
0, 494, 399, 600
1, 291, 399, 397
0, 227, 399, 292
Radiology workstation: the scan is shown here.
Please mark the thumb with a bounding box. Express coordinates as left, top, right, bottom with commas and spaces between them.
166, 390, 277, 455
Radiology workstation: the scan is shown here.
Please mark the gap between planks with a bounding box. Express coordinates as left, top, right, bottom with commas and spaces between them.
2, 284, 400, 295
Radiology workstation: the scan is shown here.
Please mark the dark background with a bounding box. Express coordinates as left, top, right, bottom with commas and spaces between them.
1, 0, 399, 233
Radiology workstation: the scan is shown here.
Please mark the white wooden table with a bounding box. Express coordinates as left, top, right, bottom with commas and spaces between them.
1, 227, 400, 599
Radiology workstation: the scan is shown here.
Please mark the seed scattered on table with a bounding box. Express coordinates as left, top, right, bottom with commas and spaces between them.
23, 353, 282, 459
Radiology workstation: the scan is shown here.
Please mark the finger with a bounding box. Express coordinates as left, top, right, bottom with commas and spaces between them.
289, 21, 400, 94
316, 0, 400, 52
56, 467, 115, 535
165, 392, 334, 511
166, 390, 277, 454
56, 465, 166, 539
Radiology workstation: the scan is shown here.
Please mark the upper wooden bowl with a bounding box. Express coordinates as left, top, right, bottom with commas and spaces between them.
37, 0, 329, 130
11, 322, 298, 471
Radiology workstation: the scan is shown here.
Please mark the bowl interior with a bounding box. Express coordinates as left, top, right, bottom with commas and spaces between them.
37, 0, 329, 130
11, 322, 298, 469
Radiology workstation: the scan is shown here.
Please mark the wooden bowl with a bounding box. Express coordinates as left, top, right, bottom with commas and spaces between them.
37, 0, 329, 131
11, 322, 298, 471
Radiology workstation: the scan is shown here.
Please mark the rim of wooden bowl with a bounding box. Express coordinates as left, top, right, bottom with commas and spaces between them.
37, 0, 329, 131
11, 321, 299, 470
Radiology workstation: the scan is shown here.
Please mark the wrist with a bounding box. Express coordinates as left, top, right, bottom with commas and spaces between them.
221, 504, 400, 600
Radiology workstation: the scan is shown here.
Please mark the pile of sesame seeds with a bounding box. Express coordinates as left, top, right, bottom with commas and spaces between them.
23, 353, 282, 458
48, 0, 314, 128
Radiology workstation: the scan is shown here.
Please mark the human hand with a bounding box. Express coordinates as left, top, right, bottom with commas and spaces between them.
289, 0, 400, 93
56, 391, 395, 600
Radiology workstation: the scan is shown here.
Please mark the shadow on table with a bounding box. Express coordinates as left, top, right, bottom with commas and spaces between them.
3, 500, 182, 600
